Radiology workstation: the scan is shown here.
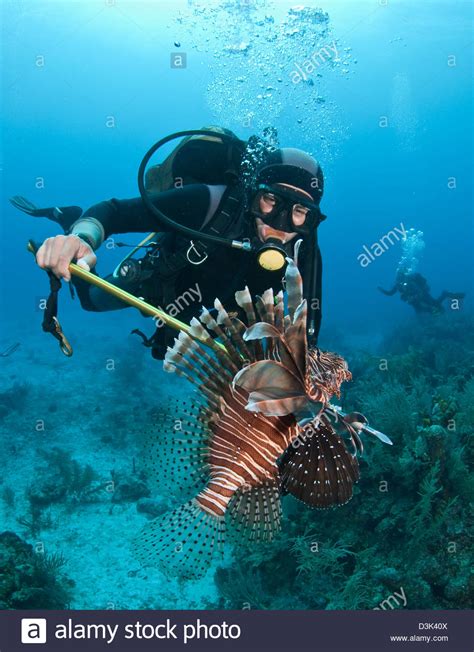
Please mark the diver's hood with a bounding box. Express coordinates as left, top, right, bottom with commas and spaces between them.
255, 147, 324, 206
247, 147, 326, 259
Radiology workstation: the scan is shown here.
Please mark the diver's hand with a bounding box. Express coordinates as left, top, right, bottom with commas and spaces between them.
36, 234, 97, 281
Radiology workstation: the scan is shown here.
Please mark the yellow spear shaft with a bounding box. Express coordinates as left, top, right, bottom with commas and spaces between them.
27, 241, 226, 352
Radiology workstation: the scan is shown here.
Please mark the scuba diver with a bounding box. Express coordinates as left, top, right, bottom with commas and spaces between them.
378, 270, 465, 314
11, 127, 326, 359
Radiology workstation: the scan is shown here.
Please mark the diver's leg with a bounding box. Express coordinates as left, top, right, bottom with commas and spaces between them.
437, 291, 465, 304
10, 196, 83, 229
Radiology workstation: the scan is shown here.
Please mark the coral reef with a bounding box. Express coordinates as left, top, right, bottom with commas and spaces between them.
110, 468, 150, 504
0, 381, 30, 419
0, 531, 73, 609
1, 485, 15, 510
215, 314, 474, 610
27, 447, 101, 508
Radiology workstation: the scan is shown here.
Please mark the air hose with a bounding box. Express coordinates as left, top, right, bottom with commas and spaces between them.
137, 129, 251, 252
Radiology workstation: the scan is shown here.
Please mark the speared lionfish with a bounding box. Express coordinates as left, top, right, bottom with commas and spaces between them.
132, 242, 392, 579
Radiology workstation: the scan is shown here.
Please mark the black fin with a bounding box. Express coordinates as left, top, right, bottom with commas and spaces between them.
9, 195, 83, 229
228, 482, 282, 543
279, 423, 360, 508
132, 499, 225, 579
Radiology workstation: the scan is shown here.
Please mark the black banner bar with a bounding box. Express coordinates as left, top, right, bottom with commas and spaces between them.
0, 609, 472, 652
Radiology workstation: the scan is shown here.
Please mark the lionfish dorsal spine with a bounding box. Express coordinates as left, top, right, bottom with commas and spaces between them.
200, 306, 244, 367
285, 255, 304, 321
177, 331, 232, 381
213, 298, 254, 364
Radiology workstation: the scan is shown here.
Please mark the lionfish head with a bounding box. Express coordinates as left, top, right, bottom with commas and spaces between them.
304, 347, 352, 404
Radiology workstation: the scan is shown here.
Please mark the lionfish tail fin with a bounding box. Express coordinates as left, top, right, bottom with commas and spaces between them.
228, 482, 282, 543
132, 499, 225, 580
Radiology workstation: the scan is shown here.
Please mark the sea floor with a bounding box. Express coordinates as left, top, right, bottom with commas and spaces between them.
0, 317, 220, 609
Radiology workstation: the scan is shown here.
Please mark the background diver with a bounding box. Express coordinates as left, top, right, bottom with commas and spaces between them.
378, 269, 465, 314
11, 127, 326, 359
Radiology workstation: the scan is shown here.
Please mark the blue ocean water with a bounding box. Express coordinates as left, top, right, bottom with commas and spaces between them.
1, 0, 472, 610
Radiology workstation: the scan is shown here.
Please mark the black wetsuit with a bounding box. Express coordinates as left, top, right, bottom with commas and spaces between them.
73, 183, 323, 356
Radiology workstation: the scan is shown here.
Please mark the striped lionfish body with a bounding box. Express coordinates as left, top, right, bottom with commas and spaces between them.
133, 243, 391, 579
196, 385, 297, 517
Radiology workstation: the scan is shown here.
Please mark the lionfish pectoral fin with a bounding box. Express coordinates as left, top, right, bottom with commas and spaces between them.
326, 405, 392, 446
244, 315, 306, 377
233, 360, 305, 396
245, 320, 305, 381
362, 424, 393, 445
343, 411, 367, 423
296, 416, 315, 428
294, 399, 324, 426
243, 322, 281, 341
227, 481, 282, 544
132, 498, 225, 580
340, 410, 393, 446
246, 392, 310, 417
327, 415, 364, 456
141, 399, 210, 498
279, 421, 360, 508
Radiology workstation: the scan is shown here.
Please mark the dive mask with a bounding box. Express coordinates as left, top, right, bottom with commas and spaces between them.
251, 184, 324, 272
251, 184, 322, 235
